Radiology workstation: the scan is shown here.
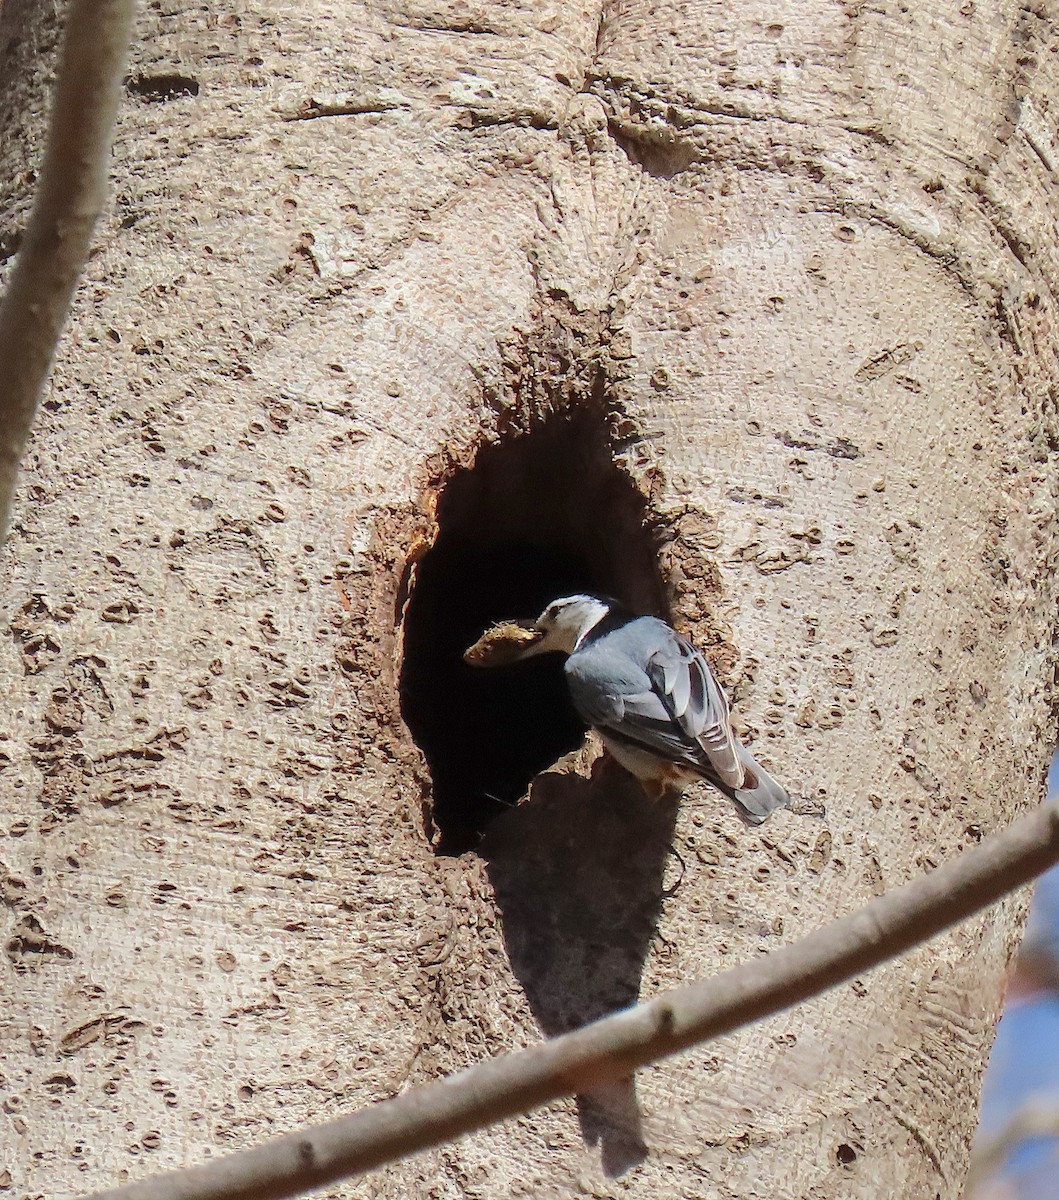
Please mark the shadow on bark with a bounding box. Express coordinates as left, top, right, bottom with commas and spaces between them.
0, 0, 63, 258
480, 756, 679, 1176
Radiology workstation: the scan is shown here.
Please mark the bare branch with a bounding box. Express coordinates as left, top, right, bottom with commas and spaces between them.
87, 800, 1059, 1200
0, 0, 135, 541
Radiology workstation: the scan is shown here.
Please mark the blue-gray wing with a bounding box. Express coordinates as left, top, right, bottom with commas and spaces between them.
564, 618, 744, 788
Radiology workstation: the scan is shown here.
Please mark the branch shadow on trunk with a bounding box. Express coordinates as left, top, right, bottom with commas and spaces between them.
480, 756, 680, 1176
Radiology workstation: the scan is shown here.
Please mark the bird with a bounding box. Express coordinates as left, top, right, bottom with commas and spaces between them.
465, 594, 789, 825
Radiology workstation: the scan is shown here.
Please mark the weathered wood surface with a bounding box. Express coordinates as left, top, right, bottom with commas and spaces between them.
0, 0, 1056, 1195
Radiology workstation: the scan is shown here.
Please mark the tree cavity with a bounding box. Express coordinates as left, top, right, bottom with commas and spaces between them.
399, 409, 667, 855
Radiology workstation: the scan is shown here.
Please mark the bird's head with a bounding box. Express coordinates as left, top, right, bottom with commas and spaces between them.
527, 594, 612, 655
463, 594, 613, 667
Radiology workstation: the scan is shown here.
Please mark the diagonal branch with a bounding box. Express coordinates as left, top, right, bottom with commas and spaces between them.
0, 0, 135, 541
87, 799, 1059, 1200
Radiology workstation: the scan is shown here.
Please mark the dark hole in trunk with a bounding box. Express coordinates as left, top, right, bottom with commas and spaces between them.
399, 410, 667, 855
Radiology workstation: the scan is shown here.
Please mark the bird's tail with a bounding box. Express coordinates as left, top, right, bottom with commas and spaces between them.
728, 741, 790, 826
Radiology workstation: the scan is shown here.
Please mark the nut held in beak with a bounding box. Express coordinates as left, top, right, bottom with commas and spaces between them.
463, 620, 543, 667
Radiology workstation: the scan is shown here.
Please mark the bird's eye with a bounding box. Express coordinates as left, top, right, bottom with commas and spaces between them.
545, 604, 559, 621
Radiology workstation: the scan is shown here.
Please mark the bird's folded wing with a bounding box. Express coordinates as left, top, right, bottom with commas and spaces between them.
643, 631, 744, 788
565, 627, 744, 788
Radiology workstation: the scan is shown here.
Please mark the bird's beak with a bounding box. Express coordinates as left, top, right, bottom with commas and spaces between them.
463, 620, 546, 667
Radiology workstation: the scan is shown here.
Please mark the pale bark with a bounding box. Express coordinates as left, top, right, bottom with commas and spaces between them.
88, 803, 1059, 1200
0, 0, 1056, 1199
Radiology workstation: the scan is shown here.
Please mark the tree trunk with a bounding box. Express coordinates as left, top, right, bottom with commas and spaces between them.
1, 0, 1056, 1196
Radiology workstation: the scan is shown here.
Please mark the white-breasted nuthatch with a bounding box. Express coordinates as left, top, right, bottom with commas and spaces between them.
465, 594, 789, 825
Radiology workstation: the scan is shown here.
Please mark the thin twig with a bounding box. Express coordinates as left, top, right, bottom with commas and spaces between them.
0, 0, 135, 540
87, 801, 1059, 1200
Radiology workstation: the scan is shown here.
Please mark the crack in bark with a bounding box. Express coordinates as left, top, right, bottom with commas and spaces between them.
288, 94, 411, 121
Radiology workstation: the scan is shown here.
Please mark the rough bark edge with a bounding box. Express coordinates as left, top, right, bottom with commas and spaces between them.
0, 0, 135, 541
86, 799, 1059, 1200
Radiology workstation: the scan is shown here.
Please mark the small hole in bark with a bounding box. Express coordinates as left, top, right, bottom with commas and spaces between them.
127, 72, 200, 102
400, 409, 667, 856
836, 1143, 857, 1166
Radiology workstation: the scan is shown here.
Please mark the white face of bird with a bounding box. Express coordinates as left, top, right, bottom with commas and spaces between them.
527, 594, 611, 656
